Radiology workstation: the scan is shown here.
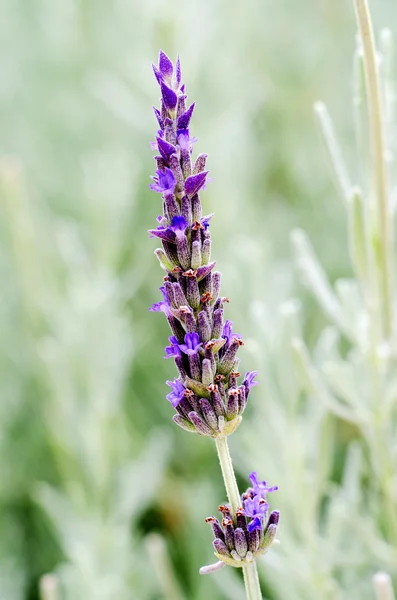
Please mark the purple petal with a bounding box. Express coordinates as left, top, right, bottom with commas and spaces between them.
266, 511, 280, 527
175, 55, 182, 87
201, 213, 213, 230
153, 107, 163, 129
148, 226, 176, 243
164, 336, 181, 359
149, 301, 164, 312
149, 168, 176, 194
158, 50, 173, 80
166, 378, 185, 407
177, 129, 197, 152
196, 261, 216, 282
157, 136, 177, 162
152, 63, 163, 84
247, 516, 263, 533
177, 103, 195, 130
184, 171, 208, 196
244, 371, 259, 389
149, 287, 171, 314
161, 80, 178, 110
169, 215, 188, 233
179, 331, 202, 355
244, 496, 269, 519
249, 472, 278, 498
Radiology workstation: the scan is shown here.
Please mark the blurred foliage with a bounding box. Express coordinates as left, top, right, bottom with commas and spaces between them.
0, 0, 396, 599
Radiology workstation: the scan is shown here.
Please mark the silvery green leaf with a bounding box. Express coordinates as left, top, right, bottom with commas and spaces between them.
314, 101, 352, 201
290, 229, 353, 339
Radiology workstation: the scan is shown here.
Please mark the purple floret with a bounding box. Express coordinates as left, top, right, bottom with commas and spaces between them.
164, 336, 182, 359
201, 214, 213, 230
150, 168, 176, 194
247, 516, 263, 533
243, 371, 259, 390
149, 286, 170, 315
177, 129, 198, 152
169, 215, 188, 234
249, 472, 278, 498
244, 495, 269, 519
149, 215, 187, 243
222, 320, 241, 346
166, 378, 185, 407
179, 332, 202, 356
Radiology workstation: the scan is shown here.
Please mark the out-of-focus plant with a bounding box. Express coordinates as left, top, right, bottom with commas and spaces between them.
239, 1, 397, 598
0, 153, 170, 599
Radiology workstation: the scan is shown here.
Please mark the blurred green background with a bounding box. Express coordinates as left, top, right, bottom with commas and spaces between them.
0, 1, 396, 599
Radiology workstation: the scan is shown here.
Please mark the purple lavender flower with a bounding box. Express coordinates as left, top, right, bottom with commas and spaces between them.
148, 215, 187, 242
203, 474, 279, 566
166, 378, 185, 407
222, 320, 241, 347
179, 332, 202, 355
150, 168, 176, 194
243, 372, 259, 390
169, 215, 187, 235
164, 336, 182, 359
247, 516, 263, 533
244, 495, 269, 519
201, 214, 213, 230
249, 472, 279, 498
148, 51, 258, 436
149, 286, 170, 315
177, 129, 198, 152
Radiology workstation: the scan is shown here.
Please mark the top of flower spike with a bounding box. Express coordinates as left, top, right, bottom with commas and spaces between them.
148, 51, 251, 440
152, 50, 183, 98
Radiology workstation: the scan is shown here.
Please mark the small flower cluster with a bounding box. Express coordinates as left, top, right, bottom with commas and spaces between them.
149, 51, 258, 438
202, 473, 279, 572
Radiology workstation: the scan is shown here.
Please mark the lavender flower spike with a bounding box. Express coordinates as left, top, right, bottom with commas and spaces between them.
149, 51, 259, 439
201, 473, 280, 571
147, 52, 279, 600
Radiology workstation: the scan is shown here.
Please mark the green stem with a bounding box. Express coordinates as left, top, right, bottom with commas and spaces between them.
215, 437, 240, 514
243, 562, 263, 600
353, 0, 393, 340
214, 437, 263, 600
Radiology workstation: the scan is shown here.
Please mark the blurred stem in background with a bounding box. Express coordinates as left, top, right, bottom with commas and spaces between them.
353, 0, 393, 341
146, 534, 185, 600
373, 573, 396, 600
39, 575, 60, 600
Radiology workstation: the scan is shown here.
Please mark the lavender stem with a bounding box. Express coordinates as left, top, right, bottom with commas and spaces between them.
243, 562, 263, 600
215, 437, 240, 515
